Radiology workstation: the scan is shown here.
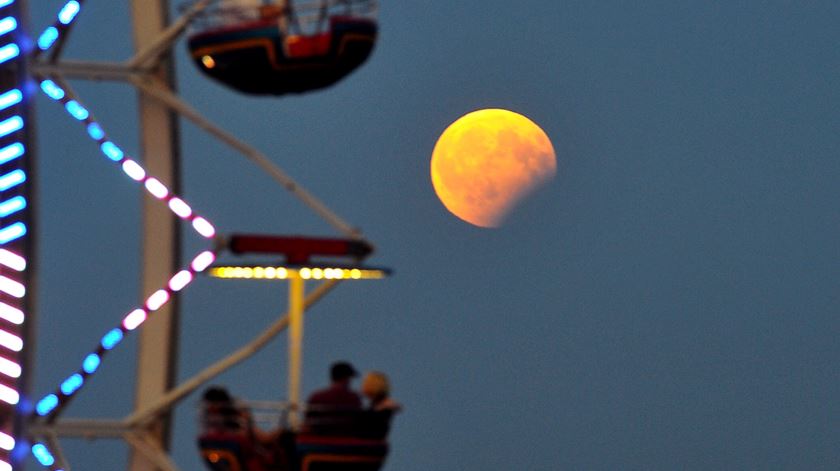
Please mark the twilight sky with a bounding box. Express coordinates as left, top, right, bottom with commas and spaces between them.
26, 1, 840, 469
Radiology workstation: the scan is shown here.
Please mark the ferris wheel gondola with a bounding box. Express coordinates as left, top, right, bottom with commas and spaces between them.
186, 0, 378, 95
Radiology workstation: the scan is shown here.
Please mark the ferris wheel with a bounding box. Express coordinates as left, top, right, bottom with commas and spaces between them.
0, 1, 390, 470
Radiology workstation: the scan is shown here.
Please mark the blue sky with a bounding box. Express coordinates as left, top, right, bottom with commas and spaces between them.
25, 1, 840, 469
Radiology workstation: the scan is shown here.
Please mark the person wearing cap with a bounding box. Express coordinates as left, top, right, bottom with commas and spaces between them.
303, 361, 363, 436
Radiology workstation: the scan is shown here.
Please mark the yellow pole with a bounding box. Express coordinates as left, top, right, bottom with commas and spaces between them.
287, 275, 305, 429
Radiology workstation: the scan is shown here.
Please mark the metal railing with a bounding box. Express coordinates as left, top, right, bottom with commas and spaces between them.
184, 0, 378, 36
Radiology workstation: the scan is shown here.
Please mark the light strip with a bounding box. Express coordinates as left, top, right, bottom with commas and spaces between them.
35, 0, 85, 55
208, 266, 389, 280
37, 80, 218, 241
0, 0, 14, 9
33, 249, 217, 419
31, 6, 224, 423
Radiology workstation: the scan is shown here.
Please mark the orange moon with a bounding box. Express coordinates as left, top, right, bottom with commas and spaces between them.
431, 109, 556, 227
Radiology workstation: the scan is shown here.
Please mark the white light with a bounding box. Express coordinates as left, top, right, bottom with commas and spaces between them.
190, 251, 215, 272
145, 290, 169, 311
0, 115, 22, 137
121, 159, 146, 181
58, 0, 81, 24
168, 197, 192, 219
0, 384, 18, 405
0, 329, 22, 352
0, 460, 10, 471
0, 249, 25, 271
0, 303, 23, 325
0, 356, 20, 378
0, 17, 15, 37
0, 43, 18, 64
0, 431, 14, 451
144, 178, 168, 199
191, 217, 216, 238
168, 270, 193, 292
122, 309, 147, 331
0, 89, 21, 110
0, 276, 24, 298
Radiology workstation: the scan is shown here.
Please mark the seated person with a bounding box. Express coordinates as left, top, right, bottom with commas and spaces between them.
303, 361, 362, 436
201, 386, 252, 436
200, 386, 292, 470
359, 371, 401, 440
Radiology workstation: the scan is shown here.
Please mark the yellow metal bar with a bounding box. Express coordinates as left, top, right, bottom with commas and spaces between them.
288, 276, 305, 429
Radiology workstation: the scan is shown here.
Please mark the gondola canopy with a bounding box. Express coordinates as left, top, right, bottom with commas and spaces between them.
187, 0, 378, 95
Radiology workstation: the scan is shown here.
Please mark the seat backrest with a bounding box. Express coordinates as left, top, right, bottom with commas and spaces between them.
295, 435, 388, 471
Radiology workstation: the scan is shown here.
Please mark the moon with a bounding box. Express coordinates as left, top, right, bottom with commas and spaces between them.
431, 109, 556, 228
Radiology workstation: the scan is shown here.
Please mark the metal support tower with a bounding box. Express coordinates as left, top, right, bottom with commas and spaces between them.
129, 1, 181, 470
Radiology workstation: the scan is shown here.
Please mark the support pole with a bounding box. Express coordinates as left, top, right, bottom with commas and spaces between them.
288, 276, 305, 429
129, 1, 181, 470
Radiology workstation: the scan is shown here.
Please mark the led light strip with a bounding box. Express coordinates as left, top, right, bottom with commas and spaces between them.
34, 249, 218, 421
32, 75, 221, 424
28, 92, 219, 413
38, 79, 217, 239
35, 0, 82, 53
209, 266, 389, 280
0, 1, 26, 469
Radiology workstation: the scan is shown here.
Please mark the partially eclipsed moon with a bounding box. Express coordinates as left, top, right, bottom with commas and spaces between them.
431, 109, 556, 228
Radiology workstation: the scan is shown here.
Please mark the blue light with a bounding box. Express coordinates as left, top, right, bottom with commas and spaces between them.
0, 89, 21, 111
60, 373, 84, 395
64, 100, 89, 121
0, 0, 14, 8
0, 196, 25, 217
101, 328, 123, 350
32, 443, 55, 466
0, 222, 25, 244
0, 116, 22, 138
100, 141, 124, 162
40, 80, 65, 100
0, 143, 23, 165
86, 122, 105, 140
58, 1, 81, 25
0, 43, 17, 64
35, 394, 58, 416
0, 17, 16, 36
0, 169, 25, 191
38, 27, 58, 51
82, 353, 100, 374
